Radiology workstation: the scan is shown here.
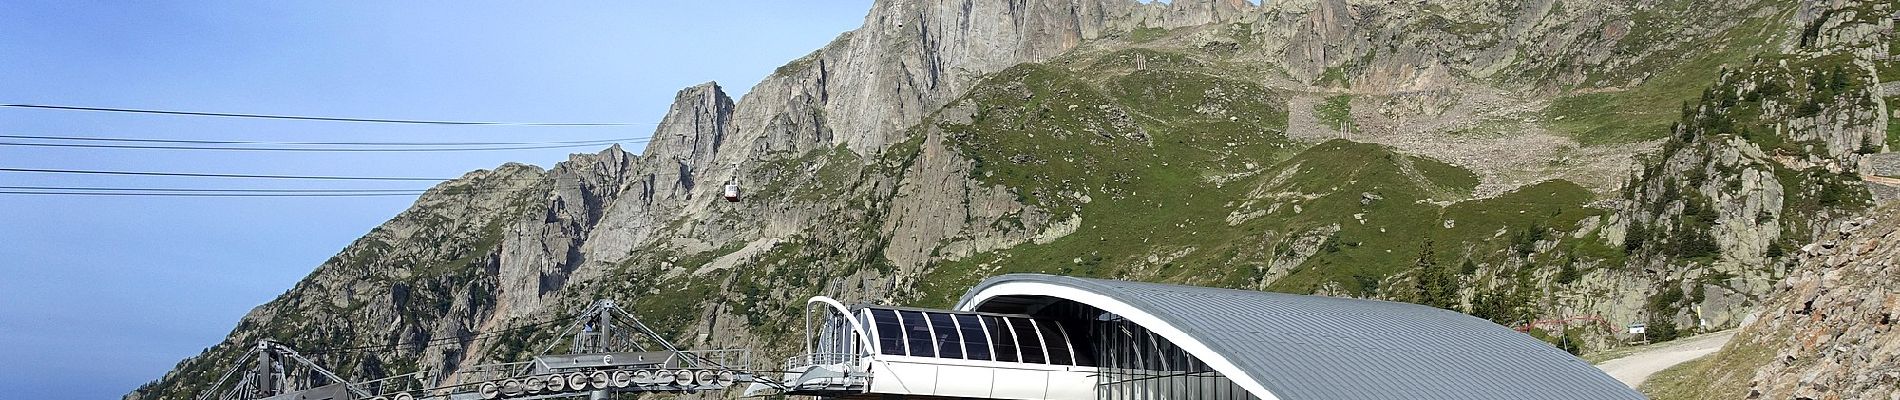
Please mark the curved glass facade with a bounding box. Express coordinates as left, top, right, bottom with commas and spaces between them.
858, 307, 1085, 366
1090, 315, 1259, 400
977, 299, 1262, 400
843, 303, 1260, 399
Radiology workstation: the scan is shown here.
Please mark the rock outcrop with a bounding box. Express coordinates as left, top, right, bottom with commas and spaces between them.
1604, 0, 1889, 344
747, 0, 1256, 158
1651, 209, 1899, 399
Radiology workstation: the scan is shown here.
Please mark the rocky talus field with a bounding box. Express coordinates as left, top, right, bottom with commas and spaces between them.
1643, 207, 1900, 399
131, 0, 1899, 399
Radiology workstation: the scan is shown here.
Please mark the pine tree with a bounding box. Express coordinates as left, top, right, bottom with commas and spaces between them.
1558, 331, 1583, 355
1555, 257, 1581, 284
1471, 292, 1498, 321
1412, 239, 1458, 310
1501, 265, 1539, 326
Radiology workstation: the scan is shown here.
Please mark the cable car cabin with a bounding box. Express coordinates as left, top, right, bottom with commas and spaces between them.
722, 182, 741, 202
768, 297, 1095, 400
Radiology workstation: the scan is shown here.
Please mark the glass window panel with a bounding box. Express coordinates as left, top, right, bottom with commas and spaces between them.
855, 310, 874, 355
1090, 313, 1269, 400
986, 316, 1018, 362
926, 313, 964, 359
1038, 320, 1072, 365
1011, 317, 1047, 364
1054, 321, 1093, 366
898, 311, 936, 357
1149, 331, 1165, 370
819, 312, 849, 355
869, 309, 905, 356
954, 314, 991, 361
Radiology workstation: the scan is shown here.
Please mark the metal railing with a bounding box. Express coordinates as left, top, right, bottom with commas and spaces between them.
782, 352, 861, 371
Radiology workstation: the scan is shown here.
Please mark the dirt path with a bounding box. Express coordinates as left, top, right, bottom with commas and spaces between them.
1593, 330, 1738, 388
1864, 175, 1900, 186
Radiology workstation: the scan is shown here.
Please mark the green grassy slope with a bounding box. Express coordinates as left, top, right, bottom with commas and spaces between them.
1545, 2, 1791, 144
908, 61, 1613, 315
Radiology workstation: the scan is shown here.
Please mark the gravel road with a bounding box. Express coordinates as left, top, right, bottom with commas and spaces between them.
1594, 330, 1738, 388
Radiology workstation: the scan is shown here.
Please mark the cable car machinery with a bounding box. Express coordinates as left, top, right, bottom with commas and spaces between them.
198, 300, 759, 400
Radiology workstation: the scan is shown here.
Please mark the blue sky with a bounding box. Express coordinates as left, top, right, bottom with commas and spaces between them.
0, 1, 871, 398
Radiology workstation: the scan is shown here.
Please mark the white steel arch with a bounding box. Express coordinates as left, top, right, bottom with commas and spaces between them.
805, 296, 877, 355
958, 281, 1285, 400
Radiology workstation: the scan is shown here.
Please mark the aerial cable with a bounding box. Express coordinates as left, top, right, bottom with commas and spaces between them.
0, 183, 593, 193
0, 133, 647, 146
0, 103, 774, 129
0, 185, 426, 193
0, 183, 597, 198
0, 167, 447, 181
0, 140, 640, 152
0, 103, 641, 126
0, 191, 428, 197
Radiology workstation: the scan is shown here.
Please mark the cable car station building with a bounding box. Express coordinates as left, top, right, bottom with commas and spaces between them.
771, 274, 1643, 400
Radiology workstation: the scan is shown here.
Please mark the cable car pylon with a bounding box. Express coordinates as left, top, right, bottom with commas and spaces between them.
197, 340, 370, 400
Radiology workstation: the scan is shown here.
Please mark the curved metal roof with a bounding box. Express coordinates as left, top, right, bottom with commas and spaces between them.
954, 274, 1643, 400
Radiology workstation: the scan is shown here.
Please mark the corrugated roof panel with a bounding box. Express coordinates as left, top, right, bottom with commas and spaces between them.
957, 274, 1644, 400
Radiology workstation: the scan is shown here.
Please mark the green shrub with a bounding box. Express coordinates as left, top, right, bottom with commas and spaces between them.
1556, 259, 1582, 284
1315, 95, 1354, 130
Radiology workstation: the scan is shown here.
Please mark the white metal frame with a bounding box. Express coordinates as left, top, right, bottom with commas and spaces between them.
958, 281, 1285, 400
805, 296, 877, 356
788, 299, 1099, 400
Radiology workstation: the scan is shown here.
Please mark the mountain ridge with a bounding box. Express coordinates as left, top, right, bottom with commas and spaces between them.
131, 0, 1896, 398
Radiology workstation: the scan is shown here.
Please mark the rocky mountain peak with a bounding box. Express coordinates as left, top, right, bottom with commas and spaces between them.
643, 82, 732, 170
708, 0, 1261, 160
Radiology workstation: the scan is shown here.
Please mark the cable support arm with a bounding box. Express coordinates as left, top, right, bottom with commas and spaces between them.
195, 349, 260, 400
261, 341, 374, 399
